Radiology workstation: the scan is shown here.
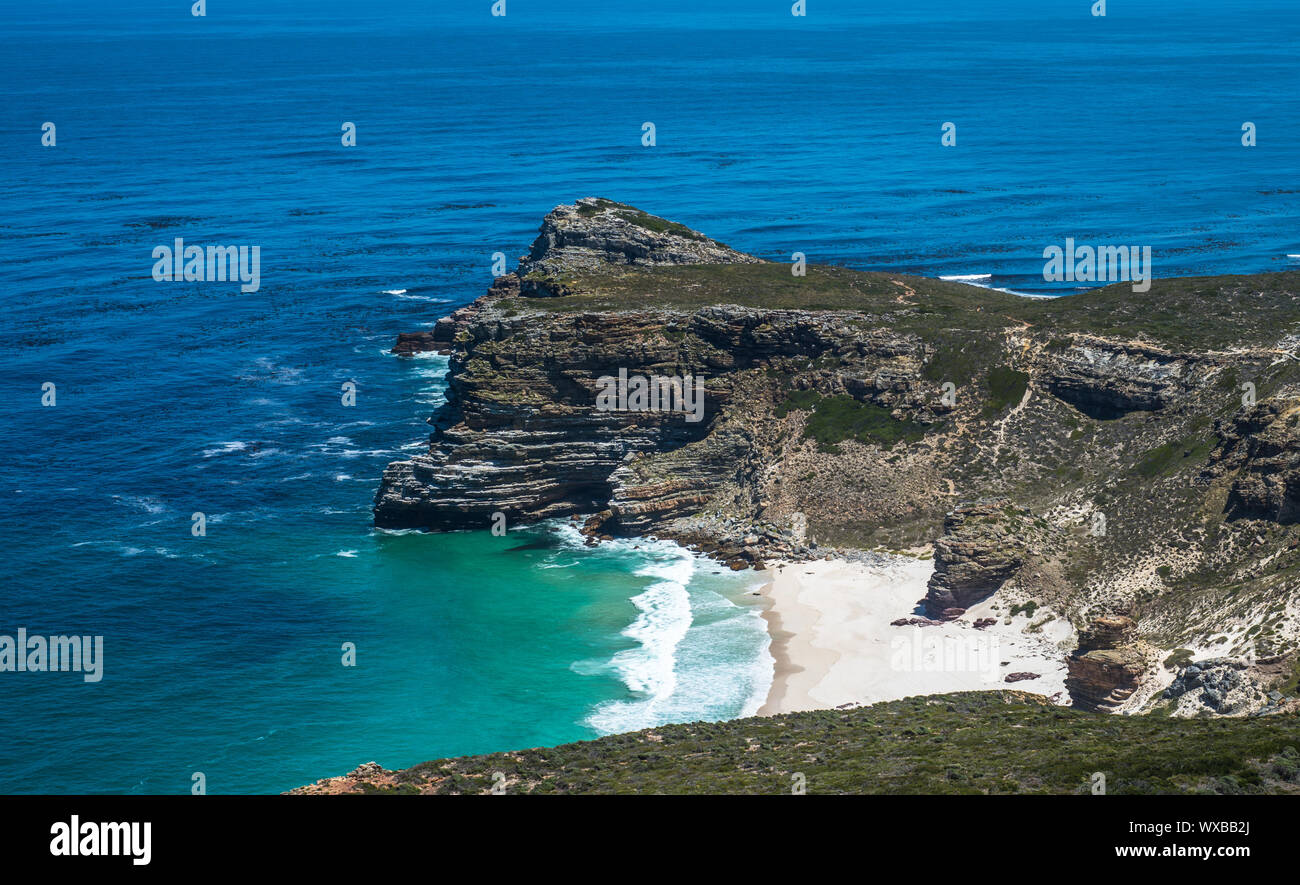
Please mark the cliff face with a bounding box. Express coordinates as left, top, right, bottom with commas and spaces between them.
1207, 398, 1300, 523
1065, 616, 1150, 712
376, 199, 1300, 707
925, 502, 1034, 619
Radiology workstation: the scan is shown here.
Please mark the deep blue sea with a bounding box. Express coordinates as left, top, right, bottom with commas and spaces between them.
1, 0, 1297, 793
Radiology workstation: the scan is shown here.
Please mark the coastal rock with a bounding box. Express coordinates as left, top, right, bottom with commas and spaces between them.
1041, 337, 1207, 419
373, 307, 718, 530
1162, 657, 1281, 717
924, 502, 1030, 619
1206, 396, 1300, 523
391, 330, 441, 356
291, 761, 398, 795
1064, 616, 1148, 712
516, 197, 760, 293
891, 616, 942, 627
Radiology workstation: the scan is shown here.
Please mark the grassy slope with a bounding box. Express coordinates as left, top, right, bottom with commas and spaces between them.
505, 263, 1300, 352
357, 693, 1300, 795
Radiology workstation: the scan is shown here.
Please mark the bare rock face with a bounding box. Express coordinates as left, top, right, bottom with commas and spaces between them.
1041, 337, 1206, 419
391, 276, 520, 355
1205, 396, 1300, 523
373, 309, 717, 530
1161, 658, 1281, 717
924, 501, 1031, 618
1065, 616, 1147, 711
290, 761, 399, 795
516, 197, 760, 292
373, 286, 932, 532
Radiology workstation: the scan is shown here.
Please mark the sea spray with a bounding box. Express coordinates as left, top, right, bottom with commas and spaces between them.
559, 526, 772, 735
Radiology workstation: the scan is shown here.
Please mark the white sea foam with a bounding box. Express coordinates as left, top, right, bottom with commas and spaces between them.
73, 540, 187, 559
583, 550, 695, 733
381, 288, 408, 295
972, 281, 1054, 299
563, 524, 773, 736
942, 273, 1054, 299
111, 495, 167, 514
202, 441, 250, 458
394, 294, 451, 303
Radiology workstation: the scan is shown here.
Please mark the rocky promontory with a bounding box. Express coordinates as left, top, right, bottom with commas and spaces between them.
375, 199, 1300, 714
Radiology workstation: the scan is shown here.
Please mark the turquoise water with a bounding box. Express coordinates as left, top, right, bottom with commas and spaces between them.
0, 348, 771, 793
1, 0, 1296, 793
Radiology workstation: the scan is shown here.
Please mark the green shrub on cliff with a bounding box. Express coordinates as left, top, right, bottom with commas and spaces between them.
776, 390, 927, 452
983, 366, 1030, 417
350, 691, 1300, 795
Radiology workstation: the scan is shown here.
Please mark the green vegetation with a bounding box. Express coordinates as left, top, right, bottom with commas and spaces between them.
506, 261, 1300, 352
613, 208, 707, 241
1163, 648, 1194, 670
776, 390, 927, 452
983, 366, 1030, 417
1135, 433, 1217, 478
1010, 601, 1039, 618
519, 263, 1029, 323
575, 198, 633, 216
356, 692, 1300, 795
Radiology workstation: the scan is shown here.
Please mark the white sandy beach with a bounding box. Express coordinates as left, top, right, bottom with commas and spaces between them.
758, 556, 1074, 714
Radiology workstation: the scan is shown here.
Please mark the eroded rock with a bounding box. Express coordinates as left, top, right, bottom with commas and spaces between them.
1065, 616, 1147, 711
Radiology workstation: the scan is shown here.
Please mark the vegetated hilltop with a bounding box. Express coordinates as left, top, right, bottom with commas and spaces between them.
377, 198, 1300, 716
291, 691, 1300, 795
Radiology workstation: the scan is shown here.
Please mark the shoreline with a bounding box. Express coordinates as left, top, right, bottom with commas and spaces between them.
756, 555, 1074, 715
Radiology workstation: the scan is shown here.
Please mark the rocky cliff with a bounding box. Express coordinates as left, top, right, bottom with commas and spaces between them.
376, 198, 1300, 713
1064, 616, 1151, 712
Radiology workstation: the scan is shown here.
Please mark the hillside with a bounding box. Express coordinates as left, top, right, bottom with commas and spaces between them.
293, 691, 1300, 795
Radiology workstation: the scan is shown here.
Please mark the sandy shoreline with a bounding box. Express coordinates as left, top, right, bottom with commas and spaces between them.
757, 556, 1073, 715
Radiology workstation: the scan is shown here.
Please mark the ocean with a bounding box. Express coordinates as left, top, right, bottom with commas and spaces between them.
0, 0, 1296, 793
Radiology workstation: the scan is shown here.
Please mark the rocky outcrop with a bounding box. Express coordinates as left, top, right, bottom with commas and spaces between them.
1162, 658, 1280, 717
374, 294, 936, 532
293, 761, 404, 795
924, 502, 1031, 619
391, 276, 520, 355
1041, 337, 1208, 419
1065, 616, 1148, 711
373, 308, 717, 530
1206, 396, 1300, 523
516, 197, 760, 293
